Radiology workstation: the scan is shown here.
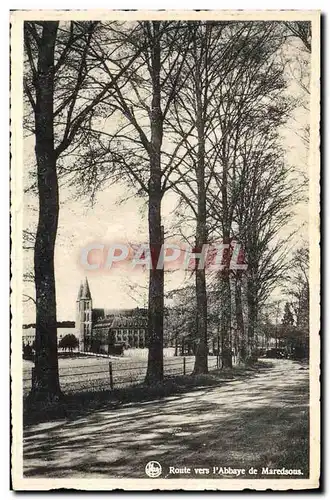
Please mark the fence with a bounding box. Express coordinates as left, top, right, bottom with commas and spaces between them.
23, 355, 219, 396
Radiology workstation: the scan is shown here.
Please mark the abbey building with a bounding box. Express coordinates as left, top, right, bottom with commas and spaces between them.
76, 278, 147, 353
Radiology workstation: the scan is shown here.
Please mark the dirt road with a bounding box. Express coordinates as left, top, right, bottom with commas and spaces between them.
23, 359, 309, 479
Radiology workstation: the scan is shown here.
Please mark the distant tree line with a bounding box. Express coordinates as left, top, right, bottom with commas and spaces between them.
23, 321, 75, 329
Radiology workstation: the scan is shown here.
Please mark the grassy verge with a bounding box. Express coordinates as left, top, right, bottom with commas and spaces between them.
24, 361, 273, 426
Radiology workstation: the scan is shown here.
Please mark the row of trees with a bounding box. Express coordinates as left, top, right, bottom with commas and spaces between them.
23, 20, 310, 401
23, 334, 79, 356
280, 245, 309, 357
253, 244, 309, 357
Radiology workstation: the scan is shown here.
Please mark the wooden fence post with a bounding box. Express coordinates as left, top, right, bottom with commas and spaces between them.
109, 362, 114, 390
183, 356, 186, 375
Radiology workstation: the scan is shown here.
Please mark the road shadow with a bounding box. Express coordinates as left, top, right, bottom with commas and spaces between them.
23, 360, 309, 479
24, 361, 274, 426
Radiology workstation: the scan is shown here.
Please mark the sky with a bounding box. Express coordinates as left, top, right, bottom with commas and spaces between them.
22, 32, 310, 324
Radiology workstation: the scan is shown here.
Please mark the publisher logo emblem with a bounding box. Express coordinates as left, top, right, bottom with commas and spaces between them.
145, 461, 162, 478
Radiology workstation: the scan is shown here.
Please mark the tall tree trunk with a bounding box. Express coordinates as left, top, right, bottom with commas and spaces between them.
221, 273, 232, 368
220, 231, 232, 367
247, 274, 258, 363
194, 267, 208, 373
30, 22, 61, 401
145, 22, 164, 384
193, 52, 208, 375
235, 274, 246, 364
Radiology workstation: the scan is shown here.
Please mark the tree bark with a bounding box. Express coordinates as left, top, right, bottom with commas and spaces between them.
193, 50, 208, 375
145, 22, 164, 384
246, 274, 258, 363
221, 272, 232, 368
220, 231, 232, 367
194, 267, 208, 373
220, 135, 233, 369
235, 274, 247, 364
30, 22, 61, 401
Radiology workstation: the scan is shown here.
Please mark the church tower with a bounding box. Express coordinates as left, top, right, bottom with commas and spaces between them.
76, 277, 93, 352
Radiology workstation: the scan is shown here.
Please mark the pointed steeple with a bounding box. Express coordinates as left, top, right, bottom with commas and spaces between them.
81, 277, 91, 300
77, 282, 83, 301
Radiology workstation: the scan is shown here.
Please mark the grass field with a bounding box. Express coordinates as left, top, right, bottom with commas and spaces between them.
23, 350, 218, 395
